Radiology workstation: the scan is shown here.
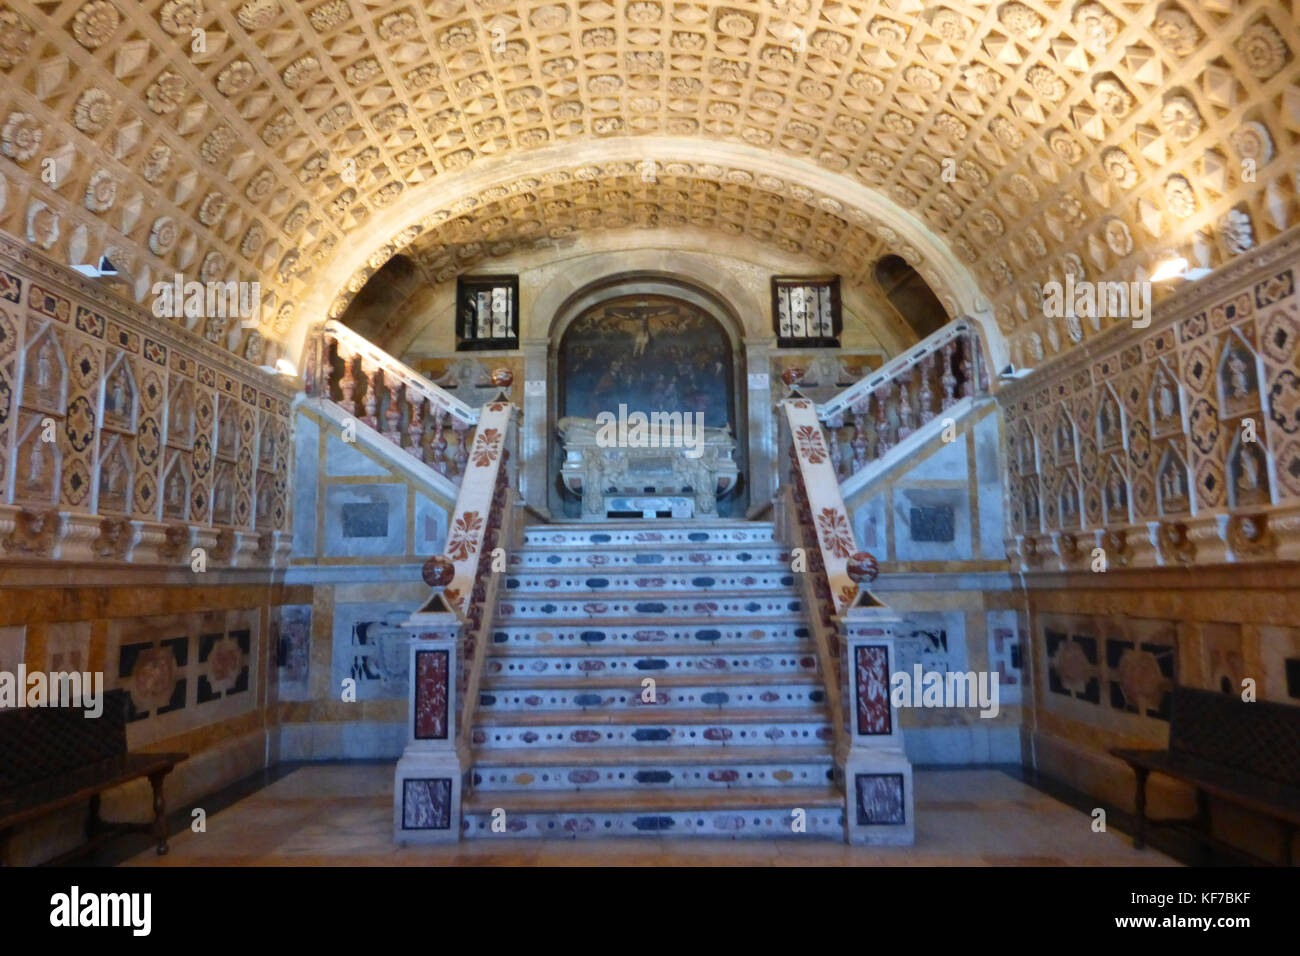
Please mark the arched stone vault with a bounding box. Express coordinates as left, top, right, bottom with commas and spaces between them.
306, 137, 991, 361
1, 0, 1296, 372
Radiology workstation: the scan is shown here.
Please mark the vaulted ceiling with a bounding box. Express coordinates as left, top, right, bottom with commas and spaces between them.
0, 0, 1296, 369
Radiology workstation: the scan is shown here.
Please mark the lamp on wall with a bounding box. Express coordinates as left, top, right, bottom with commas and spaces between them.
1150, 255, 1211, 283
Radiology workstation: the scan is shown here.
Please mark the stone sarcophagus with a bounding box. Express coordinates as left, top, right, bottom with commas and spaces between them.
557, 415, 739, 519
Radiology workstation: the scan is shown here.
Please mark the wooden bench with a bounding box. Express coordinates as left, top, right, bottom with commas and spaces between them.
0, 688, 187, 865
1112, 685, 1300, 866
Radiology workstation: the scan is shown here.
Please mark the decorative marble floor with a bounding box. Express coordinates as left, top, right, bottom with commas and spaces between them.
119, 764, 1178, 866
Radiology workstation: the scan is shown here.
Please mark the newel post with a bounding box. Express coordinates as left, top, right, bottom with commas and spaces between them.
837, 558, 914, 846
393, 556, 466, 844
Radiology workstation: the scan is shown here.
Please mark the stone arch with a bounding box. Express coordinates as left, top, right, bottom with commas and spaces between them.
288, 138, 996, 365
542, 271, 751, 519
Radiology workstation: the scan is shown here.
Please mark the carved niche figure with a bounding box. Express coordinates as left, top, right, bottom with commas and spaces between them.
1231, 441, 1269, 506
1228, 354, 1250, 399
34, 338, 54, 389
100, 449, 129, 511
163, 464, 186, 519
1097, 392, 1122, 449
1104, 467, 1127, 516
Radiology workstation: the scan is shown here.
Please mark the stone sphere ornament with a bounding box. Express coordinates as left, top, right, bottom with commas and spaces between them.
421, 554, 455, 588
846, 551, 879, 584
490, 367, 513, 388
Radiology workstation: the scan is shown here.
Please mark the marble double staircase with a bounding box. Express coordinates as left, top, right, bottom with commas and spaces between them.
461, 520, 845, 839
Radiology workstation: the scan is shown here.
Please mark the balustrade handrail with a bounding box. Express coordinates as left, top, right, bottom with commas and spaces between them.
776, 397, 868, 760
817, 318, 986, 424
306, 319, 478, 427
431, 400, 517, 751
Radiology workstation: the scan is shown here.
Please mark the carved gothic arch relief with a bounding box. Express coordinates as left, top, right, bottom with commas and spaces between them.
1156, 444, 1193, 517
101, 352, 139, 435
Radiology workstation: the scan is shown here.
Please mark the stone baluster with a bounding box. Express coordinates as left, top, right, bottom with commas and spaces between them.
896, 370, 914, 440
452, 418, 470, 477
918, 350, 936, 425
957, 339, 972, 400
851, 400, 869, 474
338, 351, 357, 415
408, 397, 425, 461
361, 364, 378, 430
429, 409, 448, 476
826, 413, 844, 477
321, 333, 339, 400
873, 385, 892, 457
383, 376, 403, 446
940, 340, 958, 410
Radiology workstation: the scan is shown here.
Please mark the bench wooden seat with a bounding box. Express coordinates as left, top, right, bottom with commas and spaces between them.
1111, 686, 1300, 866
0, 689, 186, 865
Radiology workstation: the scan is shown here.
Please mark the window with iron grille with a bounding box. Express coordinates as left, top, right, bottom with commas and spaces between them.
772, 276, 841, 348
455, 275, 519, 351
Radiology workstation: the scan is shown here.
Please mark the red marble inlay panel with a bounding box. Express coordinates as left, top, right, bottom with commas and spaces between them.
856, 644, 892, 736
414, 649, 449, 740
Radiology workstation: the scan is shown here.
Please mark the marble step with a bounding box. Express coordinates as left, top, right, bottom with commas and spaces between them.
496, 592, 803, 622
518, 523, 777, 551
488, 619, 812, 650
483, 646, 818, 680
471, 708, 833, 750
508, 544, 788, 570
477, 680, 827, 714
470, 744, 835, 792
461, 786, 844, 839
502, 568, 797, 595
480, 671, 823, 690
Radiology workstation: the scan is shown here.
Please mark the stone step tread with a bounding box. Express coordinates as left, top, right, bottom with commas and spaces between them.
474, 707, 829, 727
491, 615, 807, 630
486, 641, 813, 658
471, 745, 835, 766
513, 543, 782, 553
463, 786, 840, 813
502, 571, 794, 583
480, 672, 823, 689
499, 588, 800, 601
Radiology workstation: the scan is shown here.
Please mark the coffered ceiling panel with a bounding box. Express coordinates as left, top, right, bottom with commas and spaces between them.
0, 0, 1296, 367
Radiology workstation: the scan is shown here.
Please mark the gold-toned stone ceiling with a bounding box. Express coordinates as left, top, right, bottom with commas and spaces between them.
0, 0, 1297, 367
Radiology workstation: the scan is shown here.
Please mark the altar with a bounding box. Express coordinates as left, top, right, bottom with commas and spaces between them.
556, 416, 739, 520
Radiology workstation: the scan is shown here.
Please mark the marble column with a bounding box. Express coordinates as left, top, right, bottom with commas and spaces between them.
837, 597, 915, 846
520, 337, 550, 517
743, 336, 776, 516
393, 595, 465, 844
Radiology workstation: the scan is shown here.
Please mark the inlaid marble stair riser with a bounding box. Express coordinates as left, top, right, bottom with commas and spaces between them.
503, 569, 797, 594
508, 545, 789, 569
477, 682, 826, 714
472, 757, 835, 792
485, 649, 818, 679
472, 716, 833, 750
460, 808, 845, 839
462, 519, 841, 841
490, 620, 812, 649
519, 523, 778, 549
496, 593, 803, 620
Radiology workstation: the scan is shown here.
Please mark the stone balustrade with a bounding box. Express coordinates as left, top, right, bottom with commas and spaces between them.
304, 320, 480, 484
815, 320, 988, 482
